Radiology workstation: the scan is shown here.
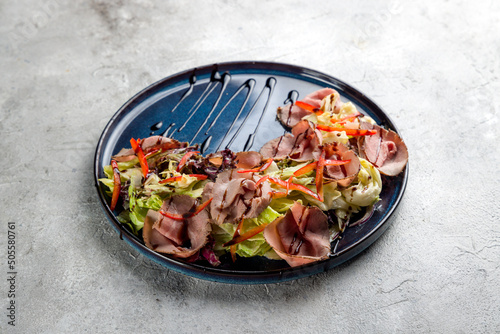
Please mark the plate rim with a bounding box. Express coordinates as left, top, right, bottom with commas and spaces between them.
94, 60, 409, 284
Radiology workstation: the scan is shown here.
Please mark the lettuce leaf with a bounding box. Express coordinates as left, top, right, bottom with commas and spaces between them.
213, 206, 282, 258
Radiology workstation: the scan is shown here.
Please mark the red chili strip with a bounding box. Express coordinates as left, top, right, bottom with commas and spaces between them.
159, 210, 185, 221
130, 138, 149, 178
176, 151, 200, 172
110, 160, 121, 211
237, 158, 273, 173
316, 124, 376, 136
295, 101, 324, 115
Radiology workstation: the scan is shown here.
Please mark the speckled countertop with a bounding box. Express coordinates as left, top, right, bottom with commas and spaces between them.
1, 0, 499, 333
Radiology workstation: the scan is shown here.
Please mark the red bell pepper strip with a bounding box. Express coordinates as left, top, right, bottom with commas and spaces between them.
188, 174, 208, 180
190, 197, 213, 216
159, 174, 208, 184
292, 159, 351, 177
255, 175, 270, 187
176, 151, 200, 172
130, 138, 149, 178
316, 124, 376, 136
110, 160, 121, 211
295, 101, 324, 115
330, 111, 361, 124
267, 177, 322, 201
237, 158, 273, 173
223, 223, 270, 247
158, 175, 183, 184
293, 161, 318, 177
144, 148, 161, 159
159, 210, 185, 221
159, 198, 213, 221
269, 191, 287, 199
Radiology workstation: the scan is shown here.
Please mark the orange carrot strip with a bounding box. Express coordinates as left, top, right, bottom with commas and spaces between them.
223, 223, 269, 247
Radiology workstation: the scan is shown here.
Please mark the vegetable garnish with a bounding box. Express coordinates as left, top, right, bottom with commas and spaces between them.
158, 174, 208, 184
230, 217, 245, 262
270, 191, 287, 199
188, 174, 208, 180
223, 223, 270, 247
130, 138, 149, 178
293, 159, 350, 177
110, 160, 121, 211
315, 150, 326, 202
255, 175, 270, 187
159, 175, 183, 184
267, 177, 322, 201
295, 101, 324, 115
316, 125, 376, 136
237, 158, 273, 173
191, 197, 213, 216
176, 151, 200, 172
144, 148, 161, 159
329, 111, 361, 124
100, 86, 407, 269
159, 198, 213, 221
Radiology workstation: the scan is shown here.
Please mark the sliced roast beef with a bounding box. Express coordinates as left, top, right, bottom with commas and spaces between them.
358, 122, 408, 176
263, 202, 330, 267
142, 195, 211, 258
322, 142, 361, 187
202, 169, 272, 225
112, 136, 187, 162
235, 151, 263, 169
260, 120, 322, 161
277, 88, 342, 128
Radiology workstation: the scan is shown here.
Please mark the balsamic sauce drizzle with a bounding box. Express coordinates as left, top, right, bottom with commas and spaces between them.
162, 123, 176, 137
190, 72, 232, 148
152, 66, 282, 154
170, 69, 197, 114
213, 79, 256, 152
205, 79, 255, 135
232, 76, 277, 151
272, 90, 299, 157
177, 67, 222, 133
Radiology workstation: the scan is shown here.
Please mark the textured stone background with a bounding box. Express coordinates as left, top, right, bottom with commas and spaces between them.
1, 0, 499, 333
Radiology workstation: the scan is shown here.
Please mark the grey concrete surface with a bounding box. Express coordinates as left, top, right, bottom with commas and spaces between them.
1, 0, 499, 333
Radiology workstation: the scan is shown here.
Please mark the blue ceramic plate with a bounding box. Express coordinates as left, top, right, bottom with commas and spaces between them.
94, 61, 408, 284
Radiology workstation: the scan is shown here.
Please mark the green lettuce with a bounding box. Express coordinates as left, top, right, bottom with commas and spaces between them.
213, 206, 282, 258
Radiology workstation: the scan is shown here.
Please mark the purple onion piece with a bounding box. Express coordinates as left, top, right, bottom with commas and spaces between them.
349, 204, 375, 227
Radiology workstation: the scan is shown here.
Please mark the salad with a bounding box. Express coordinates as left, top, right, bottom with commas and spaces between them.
99, 88, 408, 268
